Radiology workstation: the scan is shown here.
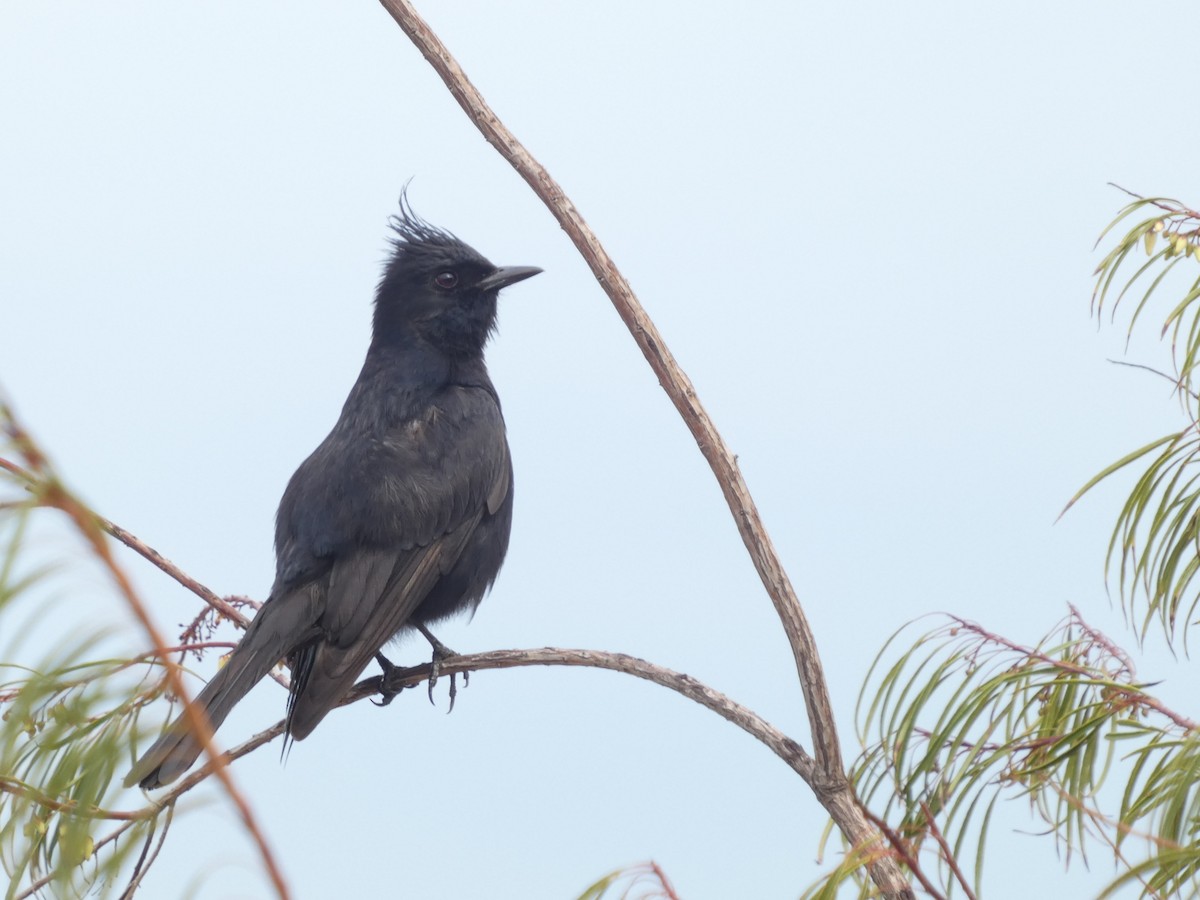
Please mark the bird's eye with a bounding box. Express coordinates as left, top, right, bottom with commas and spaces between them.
434, 271, 459, 289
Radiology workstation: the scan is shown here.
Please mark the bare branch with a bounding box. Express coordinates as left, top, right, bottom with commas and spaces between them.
126, 650, 818, 855
101, 517, 251, 629
355, 648, 816, 781
109, 648, 805, 832
373, 3, 909, 896
0, 451, 249, 628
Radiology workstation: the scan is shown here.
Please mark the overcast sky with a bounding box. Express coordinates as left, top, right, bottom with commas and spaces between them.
2, 2, 1197, 897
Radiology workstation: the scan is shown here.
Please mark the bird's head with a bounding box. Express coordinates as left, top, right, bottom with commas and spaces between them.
373, 196, 541, 357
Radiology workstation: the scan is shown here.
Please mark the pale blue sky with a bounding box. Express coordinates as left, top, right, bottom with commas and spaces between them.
1, 2, 1196, 897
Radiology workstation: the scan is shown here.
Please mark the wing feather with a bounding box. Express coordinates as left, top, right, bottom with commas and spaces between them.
274, 383, 510, 739
286, 509, 485, 739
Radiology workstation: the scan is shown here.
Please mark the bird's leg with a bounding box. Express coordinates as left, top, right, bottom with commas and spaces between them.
415, 624, 468, 712
373, 651, 422, 707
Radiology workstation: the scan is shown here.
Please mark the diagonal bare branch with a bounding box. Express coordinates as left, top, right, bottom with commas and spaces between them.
374, 2, 909, 896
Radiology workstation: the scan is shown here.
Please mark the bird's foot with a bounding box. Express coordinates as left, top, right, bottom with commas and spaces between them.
373, 651, 423, 707
416, 624, 468, 713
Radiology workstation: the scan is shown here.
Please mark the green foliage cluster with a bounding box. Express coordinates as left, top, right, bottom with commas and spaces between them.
1083, 191, 1200, 648
838, 613, 1193, 899
0, 416, 172, 899
799, 191, 1200, 899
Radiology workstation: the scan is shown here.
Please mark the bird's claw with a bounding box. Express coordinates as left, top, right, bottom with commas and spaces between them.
373, 631, 469, 712
425, 637, 456, 711
374, 651, 420, 706
417, 624, 467, 713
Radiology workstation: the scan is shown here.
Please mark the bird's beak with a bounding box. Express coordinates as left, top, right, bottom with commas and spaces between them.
478, 266, 543, 292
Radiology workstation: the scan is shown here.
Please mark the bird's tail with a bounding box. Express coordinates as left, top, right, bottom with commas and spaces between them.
125, 593, 319, 790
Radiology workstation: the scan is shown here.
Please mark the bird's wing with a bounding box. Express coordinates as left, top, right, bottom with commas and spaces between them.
281, 384, 510, 738
273, 384, 508, 592
285, 511, 483, 739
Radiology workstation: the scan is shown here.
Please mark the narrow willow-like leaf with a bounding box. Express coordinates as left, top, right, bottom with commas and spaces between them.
1063, 432, 1181, 517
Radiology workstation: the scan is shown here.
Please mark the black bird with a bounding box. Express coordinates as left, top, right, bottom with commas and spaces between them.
126, 197, 540, 789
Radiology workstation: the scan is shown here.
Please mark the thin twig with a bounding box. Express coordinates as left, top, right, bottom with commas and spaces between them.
119, 804, 173, 900
100, 518, 250, 629
647, 860, 679, 900
0, 453, 247, 626
1043, 783, 1170, 900
1108, 184, 1200, 219
2, 452, 286, 688
1066, 603, 1137, 678
0, 456, 34, 482
11, 726, 291, 900
1106, 359, 1198, 400
132, 641, 238, 661
75, 720, 287, 876
374, 2, 909, 896
0, 778, 141, 822
918, 801, 976, 900
948, 615, 1197, 732
860, 807, 946, 900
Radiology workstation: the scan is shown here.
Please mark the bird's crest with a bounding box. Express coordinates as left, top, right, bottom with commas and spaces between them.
386, 187, 462, 257
376, 185, 493, 312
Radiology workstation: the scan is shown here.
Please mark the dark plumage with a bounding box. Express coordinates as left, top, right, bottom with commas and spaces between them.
126, 196, 540, 789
